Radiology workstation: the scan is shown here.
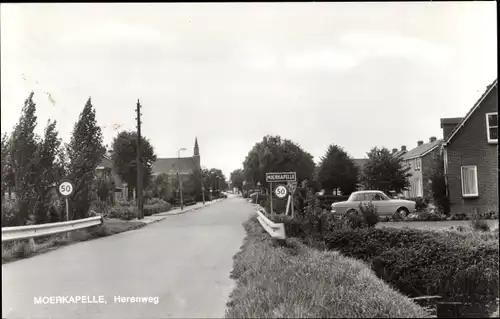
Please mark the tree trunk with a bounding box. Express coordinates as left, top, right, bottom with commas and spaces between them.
127, 187, 134, 201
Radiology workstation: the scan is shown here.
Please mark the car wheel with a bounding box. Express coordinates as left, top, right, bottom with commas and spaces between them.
397, 207, 409, 219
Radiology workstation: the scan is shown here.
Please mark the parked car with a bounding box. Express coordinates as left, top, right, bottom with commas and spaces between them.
330, 190, 416, 218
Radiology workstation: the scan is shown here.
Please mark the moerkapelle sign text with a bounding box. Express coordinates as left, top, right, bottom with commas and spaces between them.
265, 172, 296, 182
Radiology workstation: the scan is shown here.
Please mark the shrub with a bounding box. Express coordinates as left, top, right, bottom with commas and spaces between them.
226, 215, 431, 318
450, 213, 470, 221
143, 198, 172, 216
108, 202, 138, 220
322, 227, 499, 299
479, 211, 499, 220
359, 201, 380, 227
413, 209, 445, 221
1, 200, 19, 227
410, 197, 430, 212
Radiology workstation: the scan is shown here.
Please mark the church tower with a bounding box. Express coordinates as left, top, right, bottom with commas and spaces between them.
193, 137, 201, 170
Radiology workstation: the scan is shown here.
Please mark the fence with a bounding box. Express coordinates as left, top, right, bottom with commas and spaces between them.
2, 215, 103, 242
255, 208, 286, 240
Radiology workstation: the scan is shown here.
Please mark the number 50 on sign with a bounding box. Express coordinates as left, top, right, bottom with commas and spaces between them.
274, 185, 288, 199
59, 181, 74, 197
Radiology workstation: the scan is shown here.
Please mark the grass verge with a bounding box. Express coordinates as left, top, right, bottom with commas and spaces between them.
2, 218, 146, 264
225, 215, 431, 318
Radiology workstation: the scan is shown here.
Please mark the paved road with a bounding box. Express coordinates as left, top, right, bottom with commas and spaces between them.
2, 196, 253, 319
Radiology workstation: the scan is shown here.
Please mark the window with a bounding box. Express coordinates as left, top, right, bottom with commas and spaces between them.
461, 166, 479, 197
414, 158, 421, 171
416, 177, 423, 197
486, 112, 498, 144
353, 193, 365, 201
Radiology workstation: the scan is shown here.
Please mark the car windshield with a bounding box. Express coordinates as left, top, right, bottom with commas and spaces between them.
376, 192, 390, 200
348, 192, 390, 201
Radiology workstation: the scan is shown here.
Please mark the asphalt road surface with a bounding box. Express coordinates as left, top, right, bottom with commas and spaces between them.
2, 196, 254, 319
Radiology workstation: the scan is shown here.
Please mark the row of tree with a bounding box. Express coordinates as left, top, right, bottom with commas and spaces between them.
1, 92, 229, 226
1, 93, 105, 225
230, 134, 416, 197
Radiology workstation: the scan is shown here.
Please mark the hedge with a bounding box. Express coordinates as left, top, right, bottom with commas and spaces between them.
322, 227, 499, 299
226, 216, 431, 318
107, 198, 172, 220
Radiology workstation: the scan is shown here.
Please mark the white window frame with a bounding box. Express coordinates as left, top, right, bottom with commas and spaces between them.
486, 112, 498, 144
461, 165, 479, 197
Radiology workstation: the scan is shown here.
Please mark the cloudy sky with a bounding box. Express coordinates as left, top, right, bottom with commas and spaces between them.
1, 2, 497, 178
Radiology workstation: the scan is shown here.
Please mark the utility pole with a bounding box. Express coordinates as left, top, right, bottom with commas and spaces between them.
136, 99, 144, 220
201, 169, 206, 205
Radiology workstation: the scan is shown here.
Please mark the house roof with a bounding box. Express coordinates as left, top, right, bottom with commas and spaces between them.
392, 150, 407, 158
402, 139, 443, 160
444, 78, 498, 145
152, 157, 196, 175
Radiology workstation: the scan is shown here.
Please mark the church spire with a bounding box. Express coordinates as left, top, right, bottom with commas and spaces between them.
194, 137, 199, 157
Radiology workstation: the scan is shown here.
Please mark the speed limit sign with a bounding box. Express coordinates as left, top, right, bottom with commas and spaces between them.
274, 185, 288, 199
59, 181, 74, 197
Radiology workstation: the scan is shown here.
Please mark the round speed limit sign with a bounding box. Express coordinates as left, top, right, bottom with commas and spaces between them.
274, 185, 288, 199
59, 181, 74, 197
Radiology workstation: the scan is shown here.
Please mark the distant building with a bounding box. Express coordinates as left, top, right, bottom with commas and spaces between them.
151, 137, 202, 199
401, 137, 442, 198
391, 145, 407, 159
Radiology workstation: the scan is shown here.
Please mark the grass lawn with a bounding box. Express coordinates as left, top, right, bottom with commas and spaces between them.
2, 218, 146, 264
226, 215, 431, 318
378, 219, 499, 231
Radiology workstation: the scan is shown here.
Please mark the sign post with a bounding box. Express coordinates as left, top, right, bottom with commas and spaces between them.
269, 182, 273, 214
58, 180, 74, 221
266, 172, 296, 215
288, 181, 298, 218
58, 180, 74, 239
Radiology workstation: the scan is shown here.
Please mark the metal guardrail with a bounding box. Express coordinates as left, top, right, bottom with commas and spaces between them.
255, 208, 286, 240
1, 215, 104, 242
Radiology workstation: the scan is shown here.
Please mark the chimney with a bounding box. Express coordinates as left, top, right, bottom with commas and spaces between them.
440, 117, 463, 139
401, 145, 407, 152
392, 148, 398, 154
417, 141, 424, 146
429, 136, 437, 143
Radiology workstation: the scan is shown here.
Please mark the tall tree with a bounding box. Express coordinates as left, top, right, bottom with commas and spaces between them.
429, 153, 450, 215
67, 98, 105, 220
207, 168, 227, 190
1, 133, 15, 201
33, 120, 65, 223
361, 147, 411, 194
317, 144, 359, 195
242, 135, 316, 189
111, 130, 157, 200
9, 92, 40, 225
230, 168, 245, 193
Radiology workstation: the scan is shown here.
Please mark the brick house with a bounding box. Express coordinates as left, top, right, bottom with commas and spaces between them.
401, 138, 442, 198
151, 137, 202, 200
441, 79, 498, 215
